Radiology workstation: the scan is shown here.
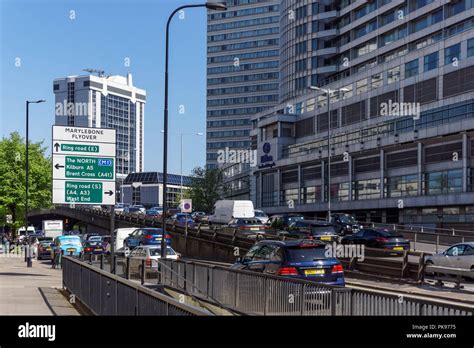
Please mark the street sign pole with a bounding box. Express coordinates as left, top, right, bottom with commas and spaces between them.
110, 205, 115, 274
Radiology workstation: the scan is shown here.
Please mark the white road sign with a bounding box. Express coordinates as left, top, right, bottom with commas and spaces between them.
52, 126, 116, 205
181, 199, 192, 213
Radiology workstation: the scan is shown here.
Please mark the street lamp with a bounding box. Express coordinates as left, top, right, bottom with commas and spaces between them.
25, 99, 45, 266
308, 86, 348, 221
161, 2, 226, 259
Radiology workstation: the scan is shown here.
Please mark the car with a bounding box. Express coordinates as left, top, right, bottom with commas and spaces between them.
286, 220, 339, 243
37, 241, 53, 260
128, 245, 180, 269
231, 240, 345, 286
123, 228, 171, 249
126, 206, 146, 215
82, 233, 100, 241
254, 210, 269, 224
171, 213, 193, 224
87, 235, 103, 243
226, 218, 268, 239
208, 200, 255, 225
51, 235, 83, 259
266, 214, 305, 230
82, 240, 105, 255
114, 203, 129, 213
145, 208, 162, 218
425, 242, 474, 270
340, 228, 410, 251
191, 211, 207, 223
330, 213, 362, 236
114, 228, 138, 251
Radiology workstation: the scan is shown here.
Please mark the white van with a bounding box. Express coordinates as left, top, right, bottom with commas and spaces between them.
114, 228, 138, 251
208, 200, 255, 225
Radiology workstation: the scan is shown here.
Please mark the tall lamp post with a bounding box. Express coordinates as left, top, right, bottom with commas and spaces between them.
25, 99, 46, 266
161, 2, 227, 259
308, 86, 348, 221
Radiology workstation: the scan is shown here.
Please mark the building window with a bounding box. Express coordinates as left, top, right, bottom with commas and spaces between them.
296, 41, 307, 55
281, 188, 299, 205
300, 186, 321, 204
386, 175, 418, 197
425, 169, 463, 195
296, 59, 307, 72
353, 179, 380, 200
424, 51, 438, 71
444, 43, 461, 65
371, 73, 383, 89
387, 66, 400, 84
329, 182, 349, 201
296, 23, 307, 37
405, 59, 419, 78
356, 78, 368, 95
468, 38, 474, 57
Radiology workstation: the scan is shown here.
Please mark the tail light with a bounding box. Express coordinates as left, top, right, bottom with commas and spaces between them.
375, 237, 388, 243
277, 267, 298, 276
146, 258, 151, 266
85, 247, 92, 252
331, 264, 344, 273
144, 235, 153, 239
165, 234, 171, 239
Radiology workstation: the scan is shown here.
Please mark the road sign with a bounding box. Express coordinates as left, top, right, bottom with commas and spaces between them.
53, 180, 116, 204
181, 199, 192, 213
52, 126, 116, 205
53, 155, 115, 181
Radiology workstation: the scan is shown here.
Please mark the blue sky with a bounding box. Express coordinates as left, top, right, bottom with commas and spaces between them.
0, 0, 209, 175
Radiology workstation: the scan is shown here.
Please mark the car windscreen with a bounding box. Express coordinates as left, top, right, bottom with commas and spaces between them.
149, 248, 175, 256
287, 216, 304, 224
378, 230, 403, 238
286, 246, 328, 261
40, 242, 51, 247
144, 229, 162, 235
311, 226, 336, 235
59, 238, 81, 246
339, 215, 356, 224
254, 211, 266, 217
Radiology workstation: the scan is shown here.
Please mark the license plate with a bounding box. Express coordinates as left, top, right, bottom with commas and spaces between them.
95, 248, 102, 251
393, 247, 404, 251
320, 236, 331, 241
155, 238, 162, 241
304, 269, 325, 275
46, 248, 51, 251
66, 248, 75, 252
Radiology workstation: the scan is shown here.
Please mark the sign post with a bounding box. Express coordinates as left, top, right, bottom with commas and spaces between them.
52, 126, 116, 205
52, 126, 116, 265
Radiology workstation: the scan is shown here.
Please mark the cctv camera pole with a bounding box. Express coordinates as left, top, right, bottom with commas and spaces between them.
160, 2, 227, 260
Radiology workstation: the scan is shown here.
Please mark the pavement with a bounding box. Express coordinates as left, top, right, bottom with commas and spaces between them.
0, 253, 80, 315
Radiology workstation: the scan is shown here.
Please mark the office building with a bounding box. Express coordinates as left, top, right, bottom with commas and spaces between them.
248, 0, 474, 229
206, 0, 281, 175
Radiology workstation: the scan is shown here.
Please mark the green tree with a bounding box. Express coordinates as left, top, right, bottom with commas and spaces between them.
187, 166, 224, 212
0, 132, 52, 233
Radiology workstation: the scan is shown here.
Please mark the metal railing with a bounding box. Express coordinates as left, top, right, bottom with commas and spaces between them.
62, 256, 212, 316
157, 259, 474, 316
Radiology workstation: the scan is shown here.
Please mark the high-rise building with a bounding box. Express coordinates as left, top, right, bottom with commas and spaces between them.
53, 72, 146, 179
249, 0, 474, 229
206, 0, 281, 170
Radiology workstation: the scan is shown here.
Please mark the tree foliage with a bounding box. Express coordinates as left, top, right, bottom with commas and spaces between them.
0, 132, 52, 230
187, 166, 224, 212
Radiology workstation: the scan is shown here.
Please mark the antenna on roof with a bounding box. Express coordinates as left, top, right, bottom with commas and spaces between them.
83, 68, 106, 77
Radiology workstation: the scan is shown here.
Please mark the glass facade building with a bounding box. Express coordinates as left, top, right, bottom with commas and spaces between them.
206, 0, 281, 169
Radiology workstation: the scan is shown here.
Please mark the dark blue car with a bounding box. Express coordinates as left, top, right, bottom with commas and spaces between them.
123, 228, 171, 249
231, 240, 345, 286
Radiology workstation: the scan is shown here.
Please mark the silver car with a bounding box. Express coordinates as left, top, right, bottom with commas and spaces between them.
425, 242, 474, 270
